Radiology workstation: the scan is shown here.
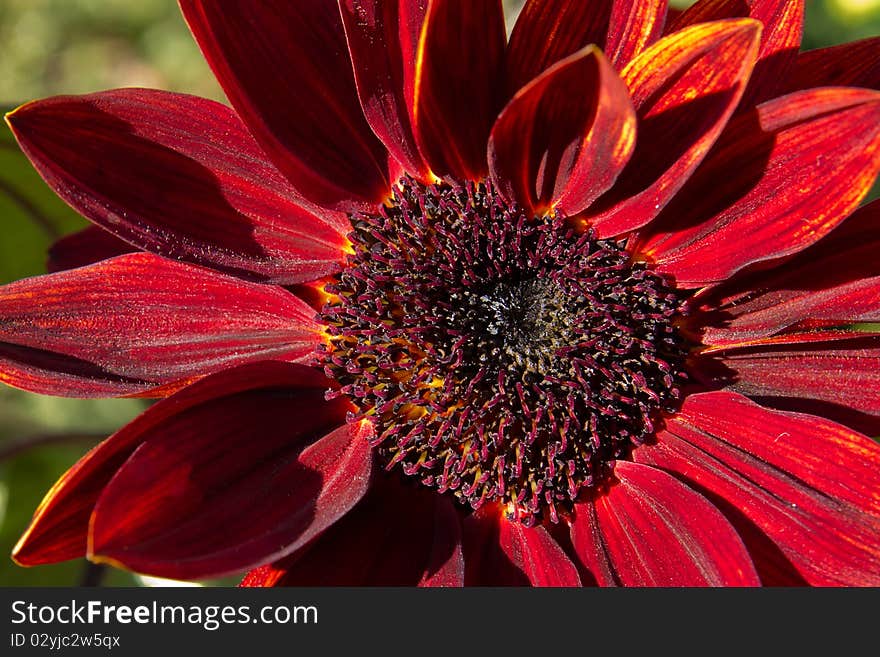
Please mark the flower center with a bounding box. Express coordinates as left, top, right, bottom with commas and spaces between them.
319, 176, 687, 524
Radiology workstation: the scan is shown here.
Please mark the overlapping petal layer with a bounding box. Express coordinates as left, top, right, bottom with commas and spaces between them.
784, 37, 880, 93
241, 479, 462, 586
47, 227, 136, 273
640, 88, 880, 287
504, 0, 667, 97
489, 47, 636, 216
13, 363, 349, 567
708, 337, 880, 417
7, 0, 880, 590
0, 254, 322, 397
696, 200, 880, 347
180, 0, 392, 211
339, 0, 429, 178
571, 461, 760, 586
463, 507, 581, 586
635, 392, 880, 586
89, 390, 370, 579
6, 89, 349, 284
669, 0, 804, 107
584, 19, 761, 237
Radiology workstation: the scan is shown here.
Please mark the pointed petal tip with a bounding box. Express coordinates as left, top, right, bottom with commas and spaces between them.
4, 100, 32, 126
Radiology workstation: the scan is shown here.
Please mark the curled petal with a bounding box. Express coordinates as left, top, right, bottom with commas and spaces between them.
88, 398, 370, 579
13, 362, 342, 566
240, 480, 463, 587
489, 46, 636, 216
0, 254, 323, 397
636, 392, 880, 586
584, 19, 761, 237
571, 461, 759, 586
640, 88, 880, 287
180, 0, 392, 211
7, 90, 348, 284
696, 200, 880, 346
413, 0, 505, 180
504, 0, 666, 97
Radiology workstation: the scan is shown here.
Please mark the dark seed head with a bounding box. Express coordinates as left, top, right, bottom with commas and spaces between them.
319, 176, 687, 524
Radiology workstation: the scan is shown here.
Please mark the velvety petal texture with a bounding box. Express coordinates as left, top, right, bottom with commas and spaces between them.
636, 392, 880, 586
339, 0, 429, 178
640, 88, 880, 287
7, 89, 349, 284
571, 461, 759, 586
489, 46, 636, 216
584, 19, 761, 237
670, 0, 804, 107
413, 0, 505, 179
463, 507, 581, 586
0, 254, 323, 397
180, 0, 392, 211
87, 368, 371, 579
13, 363, 348, 566
241, 479, 463, 586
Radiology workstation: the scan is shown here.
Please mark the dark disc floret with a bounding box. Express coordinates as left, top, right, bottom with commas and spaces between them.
319, 176, 688, 524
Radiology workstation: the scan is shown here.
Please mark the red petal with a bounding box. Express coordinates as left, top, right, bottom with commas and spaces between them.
604, 0, 668, 70
784, 37, 880, 93
640, 88, 880, 287
504, 0, 666, 96
696, 200, 880, 346
7, 90, 348, 284
571, 461, 759, 586
239, 565, 282, 588
635, 392, 880, 586
419, 495, 465, 587
0, 253, 323, 397
339, 0, 429, 178
708, 337, 880, 416
240, 480, 463, 586
413, 0, 505, 180
180, 0, 391, 212
670, 0, 804, 107
584, 19, 761, 238
504, 0, 611, 97
47, 226, 136, 273
12, 362, 338, 566
88, 400, 370, 579
463, 506, 581, 586
488, 47, 636, 216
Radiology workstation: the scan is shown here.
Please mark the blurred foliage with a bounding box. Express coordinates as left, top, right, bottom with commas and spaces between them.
0, 0, 878, 586
0, 0, 224, 104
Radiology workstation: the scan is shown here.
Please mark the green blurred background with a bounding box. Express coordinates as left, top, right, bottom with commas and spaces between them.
0, 0, 877, 586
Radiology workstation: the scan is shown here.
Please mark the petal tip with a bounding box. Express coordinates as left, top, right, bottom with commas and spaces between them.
10, 535, 34, 567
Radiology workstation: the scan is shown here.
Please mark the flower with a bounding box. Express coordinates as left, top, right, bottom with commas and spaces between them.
4, 0, 880, 587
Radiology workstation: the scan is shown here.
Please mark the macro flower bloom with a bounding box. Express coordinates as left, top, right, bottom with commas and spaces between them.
4, 0, 880, 586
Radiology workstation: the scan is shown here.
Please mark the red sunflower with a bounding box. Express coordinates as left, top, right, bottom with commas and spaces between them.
4, 0, 880, 587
